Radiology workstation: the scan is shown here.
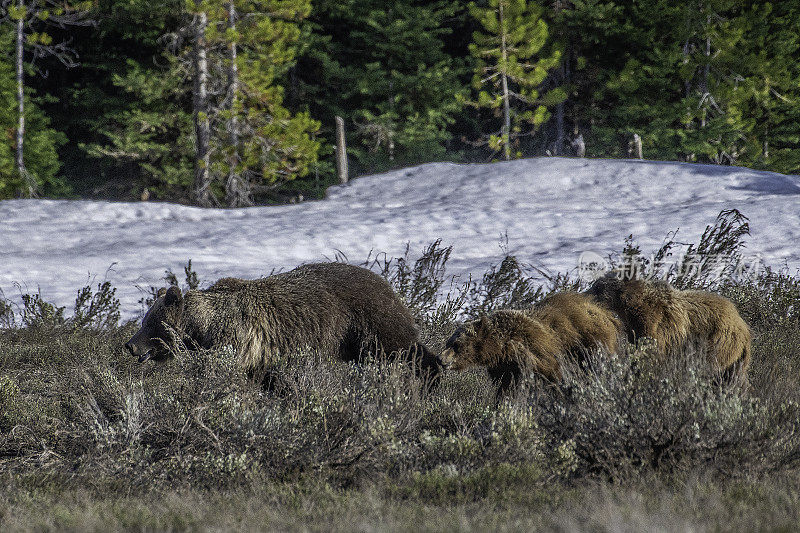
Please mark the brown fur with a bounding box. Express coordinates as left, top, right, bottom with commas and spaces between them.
206, 277, 248, 292
585, 274, 751, 382
441, 292, 621, 394
125, 263, 441, 378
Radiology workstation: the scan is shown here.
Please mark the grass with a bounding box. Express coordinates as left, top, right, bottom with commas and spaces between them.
2, 209, 800, 531
4, 474, 800, 531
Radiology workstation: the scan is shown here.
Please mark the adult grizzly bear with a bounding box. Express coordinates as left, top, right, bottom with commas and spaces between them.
125, 263, 441, 380
440, 292, 621, 395
585, 273, 751, 383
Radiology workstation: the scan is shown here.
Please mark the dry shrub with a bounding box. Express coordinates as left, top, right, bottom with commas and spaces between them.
1, 210, 799, 499
527, 343, 800, 480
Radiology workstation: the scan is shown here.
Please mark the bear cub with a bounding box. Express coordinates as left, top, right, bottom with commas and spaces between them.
585, 272, 751, 384
441, 292, 621, 395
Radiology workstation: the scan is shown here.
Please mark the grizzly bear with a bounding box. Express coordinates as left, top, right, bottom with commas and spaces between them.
125, 262, 441, 380
585, 273, 751, 383
440, 292, 621, 395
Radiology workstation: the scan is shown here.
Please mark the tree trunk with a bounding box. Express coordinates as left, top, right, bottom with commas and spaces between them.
499, 1, 511, 161
701, 12, 711, 129
192, 8, 212, 206
16, 4, 32, 196
682, 31, 693, 161
335, 116, 348, 184
554, 57, 567, 155
225, 1, 247, 206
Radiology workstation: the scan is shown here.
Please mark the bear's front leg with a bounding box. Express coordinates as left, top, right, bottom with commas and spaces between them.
488, 363, 521, 398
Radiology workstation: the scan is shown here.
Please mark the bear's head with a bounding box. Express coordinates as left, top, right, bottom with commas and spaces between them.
125, 286, 185, 363
586, 271, 674, 310
585, 272, 625, 307
585, 271, 650, 312
440, 315, 503, 370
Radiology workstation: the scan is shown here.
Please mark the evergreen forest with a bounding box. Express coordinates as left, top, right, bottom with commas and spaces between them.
2, 0, 799, 205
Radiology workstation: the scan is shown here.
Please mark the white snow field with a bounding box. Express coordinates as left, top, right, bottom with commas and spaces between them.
1, 157, 799, 320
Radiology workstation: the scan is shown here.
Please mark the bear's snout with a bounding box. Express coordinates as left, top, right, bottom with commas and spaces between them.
440, 347, 456, 368
125, 339, 153, 363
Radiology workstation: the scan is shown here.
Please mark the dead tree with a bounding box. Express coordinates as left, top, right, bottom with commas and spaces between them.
7, 0, 93, 196
571, 133, 585, 157
191, 4, 212, 206
633, 133, 643, 159
223, 1, 249, 206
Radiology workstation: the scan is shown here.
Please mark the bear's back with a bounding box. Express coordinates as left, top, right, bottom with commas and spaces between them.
533, 292, 621, 354
220, 262, 420, 359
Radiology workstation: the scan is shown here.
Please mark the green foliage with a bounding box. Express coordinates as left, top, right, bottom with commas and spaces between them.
72, 282, 121, 332
0, 0, 93, 198
208, 0, 321, 205
83, 57, 194, 200
61, 0, 319, 205
7, 281, 120, 332
9, 0, 800, 201
292, 0, 466, 174
20, 291, 66, 329
4, 0, 800, 201
579, 1, 800, 170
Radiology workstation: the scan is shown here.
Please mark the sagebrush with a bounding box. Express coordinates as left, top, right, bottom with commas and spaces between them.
1, 213, 800, 530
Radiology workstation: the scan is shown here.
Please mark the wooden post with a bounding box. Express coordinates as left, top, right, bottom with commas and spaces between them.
633, 133, 643, 159
571, 134, 585, 158
335, 116, 348, 184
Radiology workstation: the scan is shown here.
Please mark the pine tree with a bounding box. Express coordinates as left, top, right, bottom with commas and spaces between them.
466, 0, 564, 160
42, 0, 189, 199
84, 57, 195, 200
583, 1, 682, 160
82, 0, 319, 206
204, 0, 321, 206
189, 1, 213, 205
674, 1, 753, 164
591, 1, 776, 166
582, 1, 729, 162
350, 1, 463, 167
546, 0, 626, 156
75, 0, 195, 201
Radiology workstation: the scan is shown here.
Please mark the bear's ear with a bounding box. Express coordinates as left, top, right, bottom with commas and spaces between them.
164, 286, 183, 307
156, 287, 168, 298
477, 315, 491, 332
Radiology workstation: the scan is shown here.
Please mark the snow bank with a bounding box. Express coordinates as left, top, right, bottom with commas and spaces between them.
1, 157, 798, 319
